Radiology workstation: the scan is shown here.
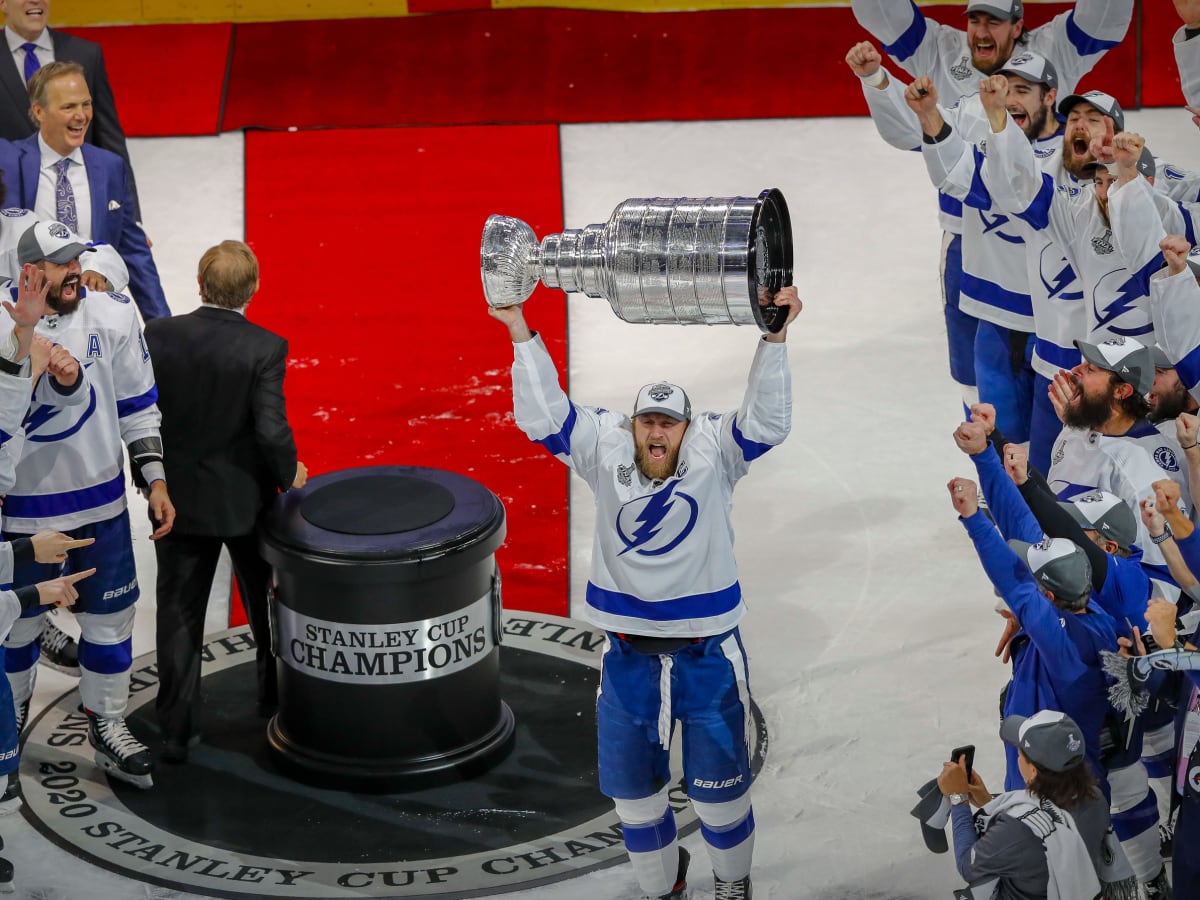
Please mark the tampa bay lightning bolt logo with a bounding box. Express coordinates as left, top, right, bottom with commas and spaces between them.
615, 480, 698, 557
1039, 245, 1081, 301
1093, 271, 1152, 338
24, 362, 98, 442
1154, 447, 1180, 473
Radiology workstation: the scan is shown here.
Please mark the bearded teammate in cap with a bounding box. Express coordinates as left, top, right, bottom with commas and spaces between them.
847, 0, 1130, 417
0, 220, 174, 790
489, 285, 801, 900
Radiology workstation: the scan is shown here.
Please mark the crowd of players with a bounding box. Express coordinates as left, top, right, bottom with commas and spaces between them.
846, 0, 1200, 896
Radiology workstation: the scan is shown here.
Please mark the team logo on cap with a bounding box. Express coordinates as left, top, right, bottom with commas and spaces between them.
1067, 732, 1081, 752
1008, 53, 1033, 67
1101, 336, 1126, 347
1034, 538, 1054, 552
648, 384, 675, 403
1077, 491, 1103, 504
1154, 447, 1180, 472
1091, 229, 1114, 255
48, 223, 69, 239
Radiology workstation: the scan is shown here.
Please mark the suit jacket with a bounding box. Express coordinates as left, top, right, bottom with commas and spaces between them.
145, 306, 299, 537
0, 27, 139, 217
0, 133, 169, 320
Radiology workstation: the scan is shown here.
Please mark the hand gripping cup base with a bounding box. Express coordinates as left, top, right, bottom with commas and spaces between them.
480, 188, 794, 333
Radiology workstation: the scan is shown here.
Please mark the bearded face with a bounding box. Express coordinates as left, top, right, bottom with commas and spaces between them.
42, 260, 82, 316
1061, 370, 1120, 431
1149, 369, 1195, 423
631, 413, 687, 481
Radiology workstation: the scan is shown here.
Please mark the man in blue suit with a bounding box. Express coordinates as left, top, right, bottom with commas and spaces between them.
0, 60, 168, 321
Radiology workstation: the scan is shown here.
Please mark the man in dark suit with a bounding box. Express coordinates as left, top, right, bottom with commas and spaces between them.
0, 60, 168, 320
0, 0, 140, 218
145, 240, 306, 762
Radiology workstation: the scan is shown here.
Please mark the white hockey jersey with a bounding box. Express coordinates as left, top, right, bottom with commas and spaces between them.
511, 334, 791, 637
923, 119, 1083, 378
1048, 418, 1190, 584
852, 0, 1132, 231
1176, 27, 1200, 109
0, 287, 160, 533
984, 121, 1196, 344
1148, 265, 1200, 403
0, 209, 128, 294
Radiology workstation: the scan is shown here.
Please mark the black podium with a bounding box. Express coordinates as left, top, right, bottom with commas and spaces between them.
259, 465, 514, 791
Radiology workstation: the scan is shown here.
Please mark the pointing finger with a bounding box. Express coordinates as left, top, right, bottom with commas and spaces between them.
63, 568, 97, 584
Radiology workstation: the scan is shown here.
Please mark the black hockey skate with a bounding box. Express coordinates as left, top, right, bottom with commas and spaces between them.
39, 617, 80, 676
13, 699, 28, 735
650, 846, 689, 900
714, 873, 752, 900
0, 834, 13, 892
1144, 865, 1173, 899
87, 711, 154, 789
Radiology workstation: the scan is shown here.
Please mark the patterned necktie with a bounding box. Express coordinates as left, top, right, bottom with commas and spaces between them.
20, 42, 39, 83
53, 158, 79, 233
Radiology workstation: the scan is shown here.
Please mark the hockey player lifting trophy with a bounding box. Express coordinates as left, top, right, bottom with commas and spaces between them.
480, 188, 793, 332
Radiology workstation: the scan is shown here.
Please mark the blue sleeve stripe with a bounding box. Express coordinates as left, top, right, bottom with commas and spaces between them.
78, 636, 133, 675
1065, 10, 1122, 56
1033, 339, 1080, 371
1014, 173, 1056, 231
880, 0, 927, 61
1125, 252, 1167, 298
586, 582, 742, 622
0, 428, 11, 444
533, 402, 578, 457
731, 416, 773, 462
2, 470, 125, 519
621, 811, 677, 853
115, 385, 157, 418
939, 192, 963, 217
1183, 204, 1197, 248
959, 273, 1033, 317
964, 146, 993, 211
1176, 340, 1200, 396
700, 809, 755, 850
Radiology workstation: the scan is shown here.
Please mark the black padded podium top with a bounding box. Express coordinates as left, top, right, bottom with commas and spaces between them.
300, 474, 456, 535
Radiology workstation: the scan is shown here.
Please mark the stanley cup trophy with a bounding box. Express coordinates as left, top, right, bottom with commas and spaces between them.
480, 188, 793, 333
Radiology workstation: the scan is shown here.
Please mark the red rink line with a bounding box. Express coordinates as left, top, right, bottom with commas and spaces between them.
242, 124, 569, 617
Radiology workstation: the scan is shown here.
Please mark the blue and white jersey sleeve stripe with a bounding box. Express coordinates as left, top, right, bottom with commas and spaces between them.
722, 339, 790, 479
511, 333, 612, 489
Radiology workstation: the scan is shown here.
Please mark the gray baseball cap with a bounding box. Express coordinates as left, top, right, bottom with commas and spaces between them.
1058, 90, 1125, 132
998, 51, 1057, 90
1000, 709, 1087, 772
1058, 490, 1137, 549
633, 381, 691, 422
1075, 336, 1154, 398
17, 220, 94, 267
965, 0, 1023, 20
1008, 537, 1092, 599
1151, 343, 1175, 369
